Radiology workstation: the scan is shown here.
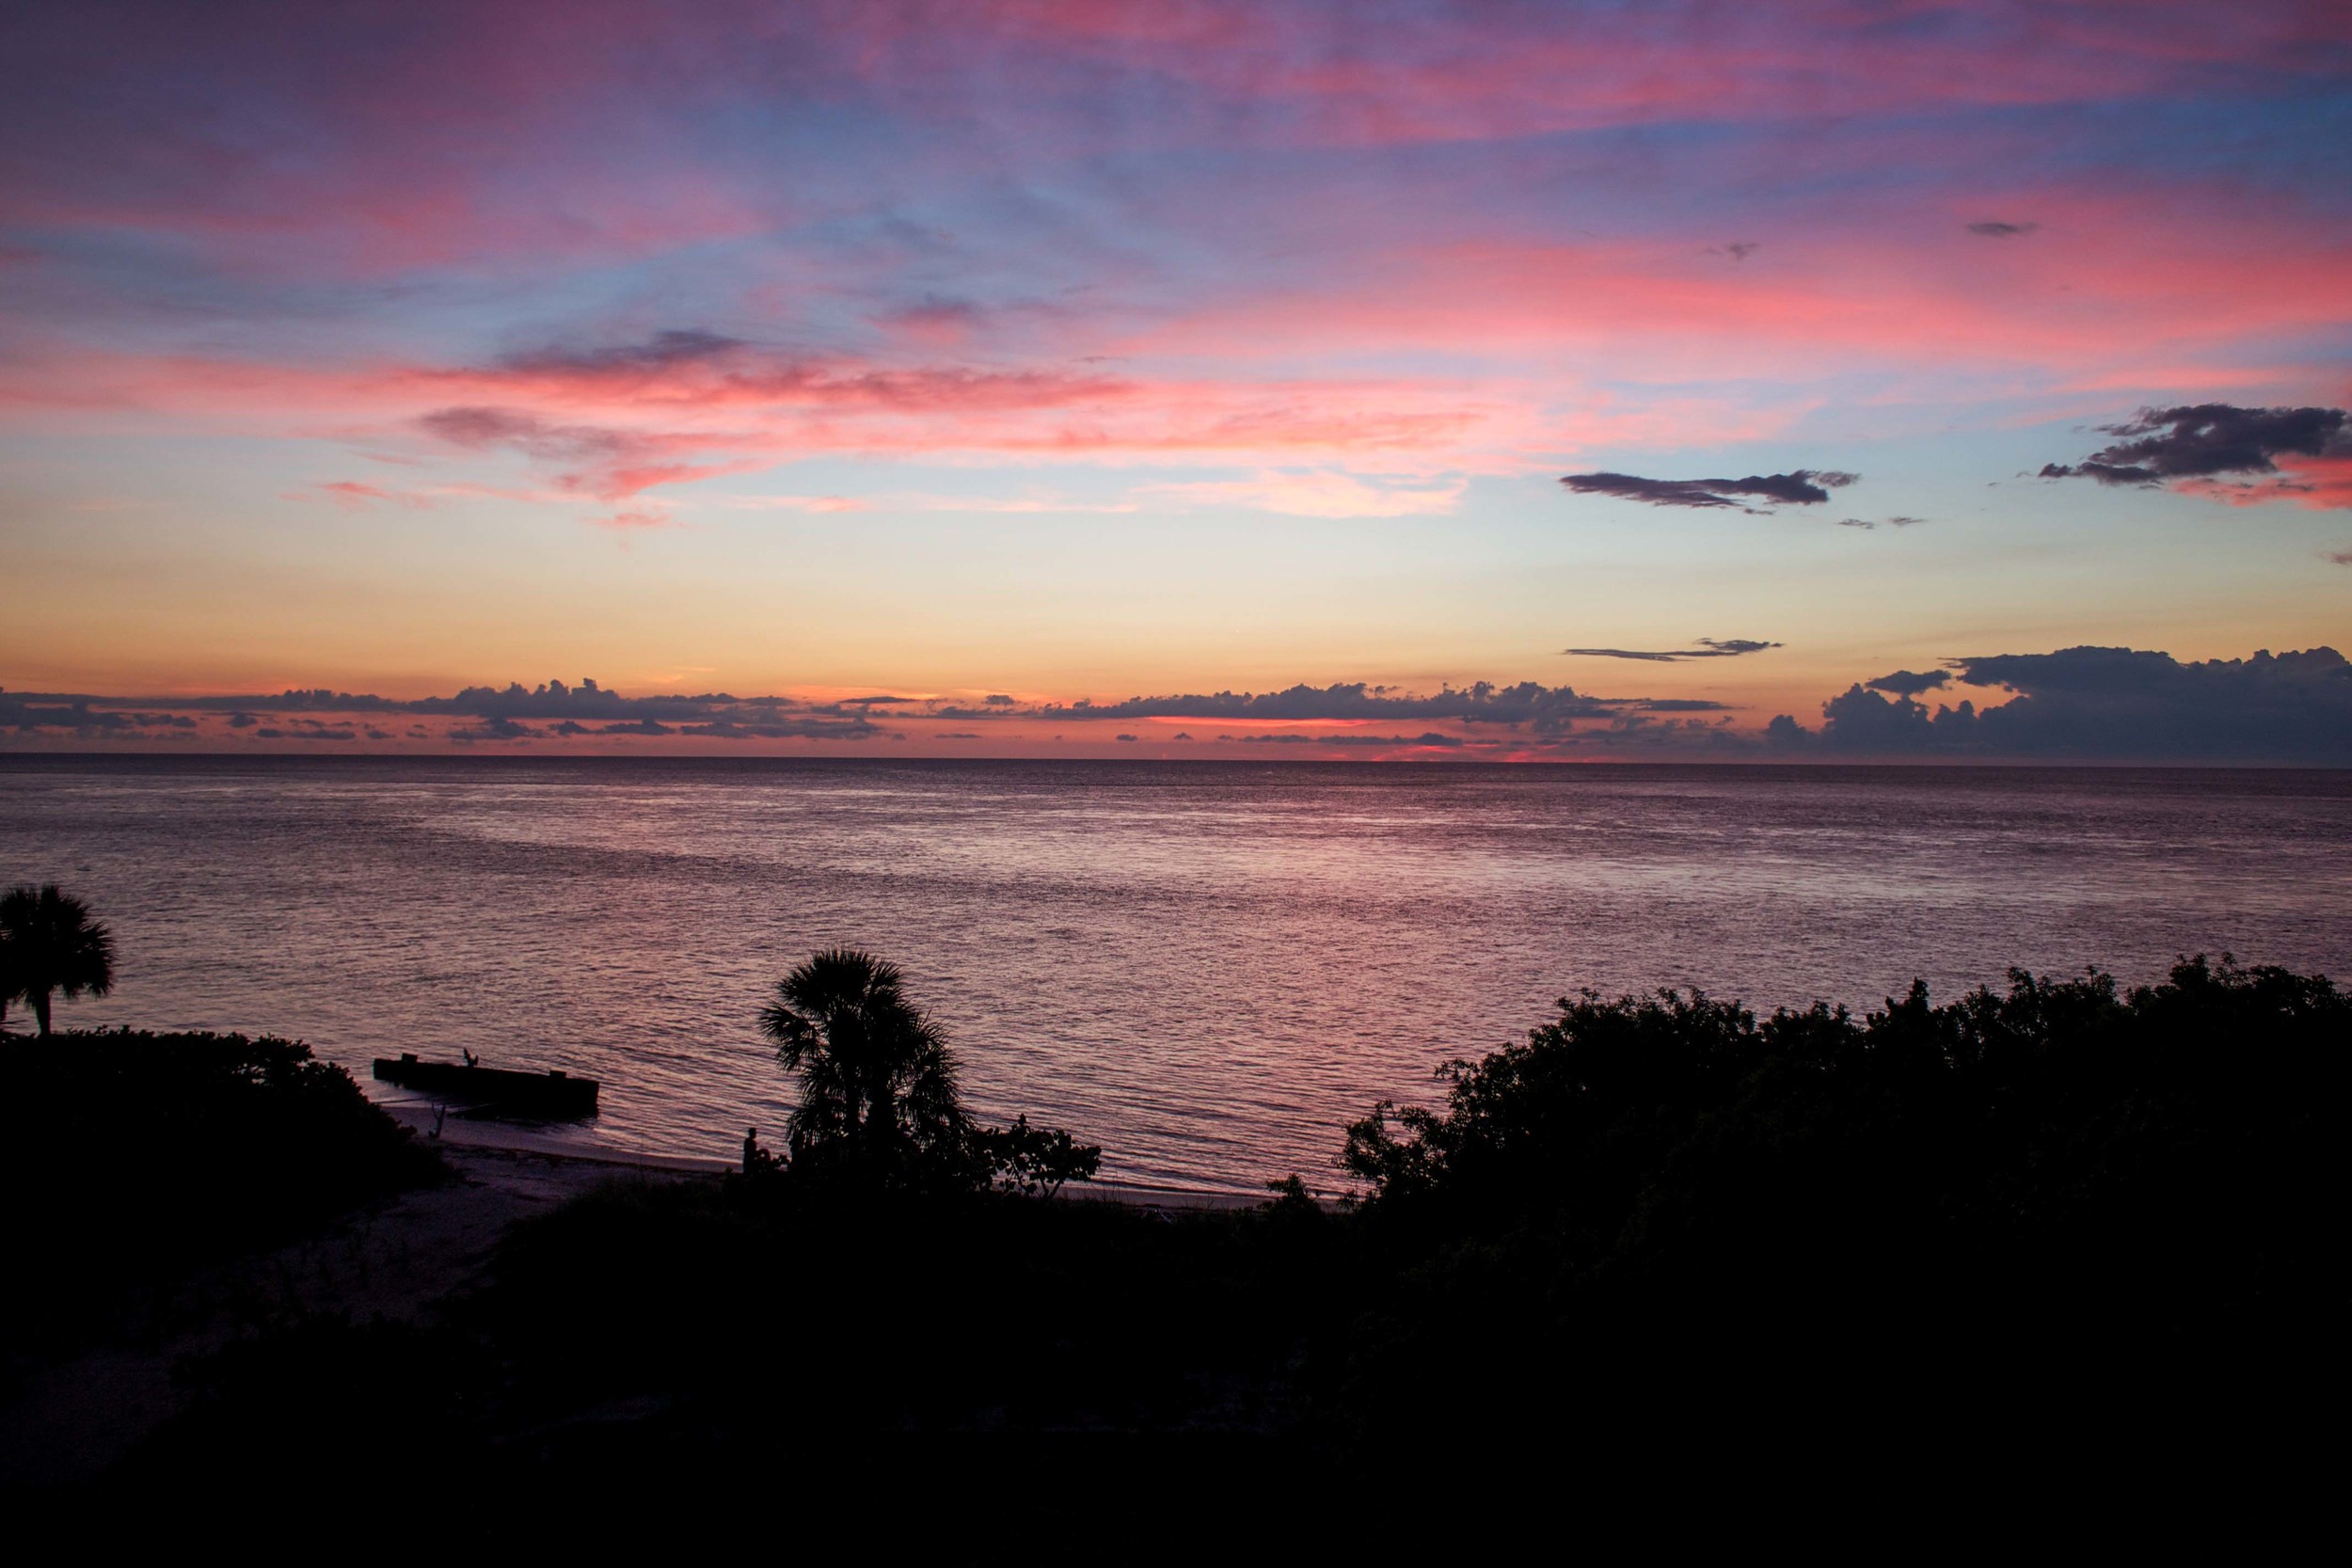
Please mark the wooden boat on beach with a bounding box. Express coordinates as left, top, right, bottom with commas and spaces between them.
372, 1052, 600, 1117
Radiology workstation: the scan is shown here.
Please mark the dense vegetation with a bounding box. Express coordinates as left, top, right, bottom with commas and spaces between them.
0, 1029, 442, 1347
114, 955, 2344, 1501
1334, 956, 2345, 1440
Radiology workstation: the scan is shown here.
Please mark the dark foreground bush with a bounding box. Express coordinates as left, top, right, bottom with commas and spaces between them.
119, 1178, 1344, 1515
0, 1029, 442, 1343
1336, 956, 2347, 1452
114, 958, 2346, 1505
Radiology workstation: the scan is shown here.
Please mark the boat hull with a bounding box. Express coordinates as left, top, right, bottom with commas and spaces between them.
372, 1053, 600, 1117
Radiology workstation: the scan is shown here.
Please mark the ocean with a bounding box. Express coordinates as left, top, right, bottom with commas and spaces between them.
3, 756, 2346, 1191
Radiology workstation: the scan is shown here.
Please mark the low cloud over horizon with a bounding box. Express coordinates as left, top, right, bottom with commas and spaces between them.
8, 644, 2347, 764
1770, 645, 2352, 764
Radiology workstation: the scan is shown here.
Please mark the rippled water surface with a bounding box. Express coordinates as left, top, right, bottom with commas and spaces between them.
4, 757, 2347, 1189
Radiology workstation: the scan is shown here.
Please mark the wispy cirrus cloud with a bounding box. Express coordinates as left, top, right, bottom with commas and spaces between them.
1140, 469, 1467, 518
587, 508, 683, 531
455, 332, 1128, 414
718, 493, 869, 514
335, 337, 1526, 497
415, 403, 767, 500
301, 480, 433, 511
12, 0, 2333, 284
1133, 186, 2352, 414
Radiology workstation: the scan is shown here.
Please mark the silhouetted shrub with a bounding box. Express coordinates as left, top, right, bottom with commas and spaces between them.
99, 958, 2347, 1497
1331, 957, 2348, 1447
0, 1028, 442, 1342
976, 1114, 1104, 1197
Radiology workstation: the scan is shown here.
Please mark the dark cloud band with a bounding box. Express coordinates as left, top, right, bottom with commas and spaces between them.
1561, 469, 1857, 510
1865, 669, 1951, 696
946, 680, 1621, 732
15, 644, 2345, 764
1562, 639, 1781, 662
2040, 404, 2349, 489
1772, 645, 2352, 763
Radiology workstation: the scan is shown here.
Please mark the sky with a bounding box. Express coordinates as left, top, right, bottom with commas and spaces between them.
2, 0, 2348, 761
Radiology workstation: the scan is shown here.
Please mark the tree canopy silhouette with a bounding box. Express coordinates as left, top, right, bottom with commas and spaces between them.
757, 948, 1102, 1196
759, 948, 977, 1185
983, 1114, 1103, 1199
1, 883, 116, 1037
1333, 955, 2347, 1447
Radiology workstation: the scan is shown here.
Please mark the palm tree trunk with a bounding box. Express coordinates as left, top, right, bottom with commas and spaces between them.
865, 1069, 894, 1175
31, 990, 52, 1037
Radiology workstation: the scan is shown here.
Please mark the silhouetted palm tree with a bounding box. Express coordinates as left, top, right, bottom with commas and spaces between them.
0, 884, 116, 1037
758, 948, 968, 1178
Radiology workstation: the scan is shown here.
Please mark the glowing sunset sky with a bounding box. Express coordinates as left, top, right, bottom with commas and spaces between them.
2, 1, 2348, 759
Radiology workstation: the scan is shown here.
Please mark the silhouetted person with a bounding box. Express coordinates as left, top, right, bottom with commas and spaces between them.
743, 1126, 761, 1174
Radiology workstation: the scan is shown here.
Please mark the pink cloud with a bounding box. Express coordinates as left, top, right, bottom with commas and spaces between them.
900, 0, 2352, 150
319, 480, 393, 507
2177, 453, 2352, 511
2, 5, 782, 277
296, 480, 434, 511
1128, 187, 2352, 385
19, 0, 2341, 297
440, 340, 1133, 416
723, 495, 871, 513
587, 508, 683, 531
0, 341, 1546, 483
2, 164, 2340, 509
811, 1, 2352, 159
